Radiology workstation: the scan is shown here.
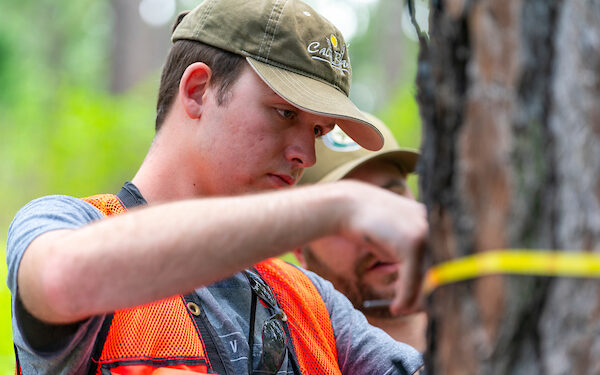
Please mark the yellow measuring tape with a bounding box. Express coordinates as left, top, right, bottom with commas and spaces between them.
423, 250, 600, 295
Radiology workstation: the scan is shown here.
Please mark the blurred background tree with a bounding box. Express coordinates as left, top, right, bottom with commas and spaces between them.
0, 0, 426, 373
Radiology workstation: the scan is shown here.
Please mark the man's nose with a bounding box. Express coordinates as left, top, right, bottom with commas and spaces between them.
285, 131, 317, 168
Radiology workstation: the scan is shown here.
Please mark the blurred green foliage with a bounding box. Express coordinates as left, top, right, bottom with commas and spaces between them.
0, 2, 156, 369
0, 1, 422, 374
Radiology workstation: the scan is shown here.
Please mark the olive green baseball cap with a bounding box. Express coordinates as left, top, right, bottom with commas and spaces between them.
172, 0, 383, 151
299, 112, 419, 184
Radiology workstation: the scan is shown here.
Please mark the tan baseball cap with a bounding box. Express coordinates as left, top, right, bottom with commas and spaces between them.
172, 0, 383, 151
299, 112, 419, 184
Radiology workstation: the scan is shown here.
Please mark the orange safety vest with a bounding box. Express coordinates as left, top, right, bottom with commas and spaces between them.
79, 193, 341, 375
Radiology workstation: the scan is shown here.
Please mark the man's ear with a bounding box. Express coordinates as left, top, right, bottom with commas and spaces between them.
293, 248, 308, 269
179, 62, 212, 119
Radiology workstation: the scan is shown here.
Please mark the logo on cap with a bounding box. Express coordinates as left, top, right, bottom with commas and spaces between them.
307, 34, 349, 75
330, 35, 338, 48
322, 126, 361, 152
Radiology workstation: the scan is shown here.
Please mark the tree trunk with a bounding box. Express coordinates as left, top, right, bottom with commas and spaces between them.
110, 0, 171, 93
417, 0, 600, 373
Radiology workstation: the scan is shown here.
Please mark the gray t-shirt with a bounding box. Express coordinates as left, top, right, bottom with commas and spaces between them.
7, 194, 423, 375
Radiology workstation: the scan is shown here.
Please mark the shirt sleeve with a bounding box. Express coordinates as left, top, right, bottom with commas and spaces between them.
302, 268, 423, 375
6, 195, 107, 374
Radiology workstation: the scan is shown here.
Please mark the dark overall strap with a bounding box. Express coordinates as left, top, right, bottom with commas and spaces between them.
87, 315, 114, 375
183, 294, 234, 375
116, 181, 147, 208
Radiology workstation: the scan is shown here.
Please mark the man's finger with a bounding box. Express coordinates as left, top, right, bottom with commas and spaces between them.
390, 242, 426, 315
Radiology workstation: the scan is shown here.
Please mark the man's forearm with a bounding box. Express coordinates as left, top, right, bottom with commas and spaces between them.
18, 184, 349, 324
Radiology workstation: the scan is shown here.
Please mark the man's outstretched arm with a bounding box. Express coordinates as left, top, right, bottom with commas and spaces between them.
16, 180, 427, 324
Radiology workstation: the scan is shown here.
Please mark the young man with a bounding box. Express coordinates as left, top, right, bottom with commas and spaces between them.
296, 114, 427, 352
7, 0, 427, 374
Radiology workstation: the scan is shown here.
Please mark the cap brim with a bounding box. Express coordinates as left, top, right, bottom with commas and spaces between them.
246, 57, 383, 151
317, 149, 419, 184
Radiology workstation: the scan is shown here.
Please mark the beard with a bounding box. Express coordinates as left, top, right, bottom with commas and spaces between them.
303, 249, 399, 318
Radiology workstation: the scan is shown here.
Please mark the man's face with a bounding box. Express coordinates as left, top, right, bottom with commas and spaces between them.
188, 64, 335, 196
302, 159, 414, 317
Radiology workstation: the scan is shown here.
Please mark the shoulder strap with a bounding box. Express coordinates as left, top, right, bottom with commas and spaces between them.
116, 181, 147, 209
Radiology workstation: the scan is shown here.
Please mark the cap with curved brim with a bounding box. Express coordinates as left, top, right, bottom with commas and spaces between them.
247, 57, 383, 151
318, 149, 419, 184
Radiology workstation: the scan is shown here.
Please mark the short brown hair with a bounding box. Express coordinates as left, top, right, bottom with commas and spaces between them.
155, 40, 245, 131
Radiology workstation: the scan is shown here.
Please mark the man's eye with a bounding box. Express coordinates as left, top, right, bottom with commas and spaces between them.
277, 109, 297, 120
315, 124, 334, 137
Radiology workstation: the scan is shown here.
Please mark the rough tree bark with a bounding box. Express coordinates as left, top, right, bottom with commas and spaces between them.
417, 0, 600, 373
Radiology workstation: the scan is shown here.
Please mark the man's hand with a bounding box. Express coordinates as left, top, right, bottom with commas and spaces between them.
335, 180, 428, 315
390, 240, 426, 316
